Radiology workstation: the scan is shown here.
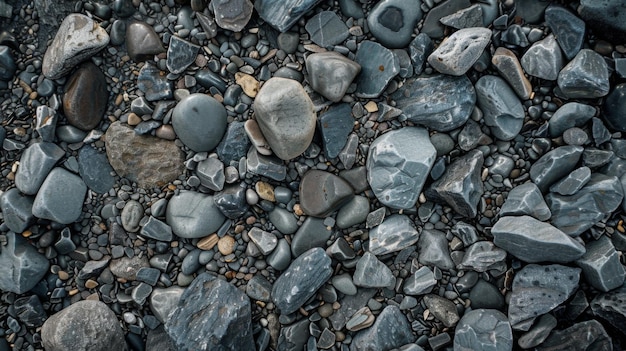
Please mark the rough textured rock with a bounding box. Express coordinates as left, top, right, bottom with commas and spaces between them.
350, 305, 414, 351
499, 182, 551, 221
454, 309, 512, 351
32, 167, 87, 224
63, 62, 108, 131
417, 229, 455, 270
535, 320, 612, 351
475, 75, 525, 141
423, 294, 460, 327
299, 170, 354, 217
590, 284, 626, 334
557, 49, 610, 99
368, 214, 419, 256
318, 103, 355, 158
0, 233, 49, 294
305, 11, 349, 48
545, 5, 585, 60
166, 191, 226, 239
459, 241, 507, 273
576, 235, 626, 292
354, 40, 400, 98
166, 36, 199, 75
78, 145, 115, 194
427, 27, 491, 76
366, 0, 423, 48
306, 52, 360, 102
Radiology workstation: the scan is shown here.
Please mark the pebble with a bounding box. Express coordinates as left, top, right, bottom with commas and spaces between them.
557, 49, 609, 99
332, 274, 357, 296
427, 27, 491, 76
491, 47, 532, 100
367, 0, 422, 48
166, 191, 226, 238
409, 33, 433, 75
0, 233, 49, 294
246, 275, 272, 302
459, 241, 507, 273
306, 52, 360, 103
353, 252, 395, 288
291, 217, 333, 257
137, 62, 174, 101
254, 0, 320, 32
548, 102, 596, 137
354, 40, 400, 98
305, 11, 349, 48
0, 188, 35, 233
268, 207, 298, 234
403, 266, 436, 295
423, 294, 460, 328
421, 0, 471, 38
499, 182, 551, 221
15, 142, 64, 195
77, 146, 115, 194
602, 83, 626, 132
521, 35, 563, 80
166, 36, 199, 74
32, 167, 87, 224
246, 148, 287, 181
336, 195, 369, 229
545, 4, 586, 60
318, 103, 355, 158
63, 63, 108, 133
350, 306, 414, 351
475, 75, 525, 141
454, 309, 512, 351
299, 169, 354, 217
267, 238, 291, 271
530, 145, 583, 192
172, 93, 227, 152
417, 229, 455, 270
212, 0, 253, 32
468, 279, 505, 310
368, 214, 419, 256
536, 320, 612, 351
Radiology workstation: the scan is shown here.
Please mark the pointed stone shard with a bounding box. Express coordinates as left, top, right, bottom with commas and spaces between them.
0, 233, 49, 294
353, 252, 395, 288
576, 235, 626, 292
368, 214, 419, 256
166, 36, 199, 74
499, 182, 551, 221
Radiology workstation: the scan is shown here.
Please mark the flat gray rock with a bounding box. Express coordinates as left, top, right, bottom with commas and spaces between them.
417, 229, 454, 270
403, 266, 436, 295
529, 145, 583, 193
140, 216, 173, 242
350, 305, 414, 351
0, 233, 49, 294
355, 40, 400, 98
535, 320, 612, 351
216, 121, 250, 166
499, 182, 551, 221
305, 11, 349, 48
459, 241, 507, 273
306, 53, 360, 103
0, 188, 35, 233
423, 294, 459, 327
212, 0, 253, 32
166, 191, 226, 239
368, 214, 419, 256
521, 35, 563, 80
290, 217, 333, 257
409, 33, 433, 75
353, 252, 395, 288
576, 235, 626, 292
475, 75, 525, 141
196, 157, 225, 191
299, 169, 354, 217
32, 167, 87, 224
549, 166, 591, 195
454, 309, 512, 351
367, 0, 422, 48
517, 314, 557, 349
248, 227, 277, 256
427, 27, 491, 76
557, 49, 609, 99
549, 102, 596, 137
545, 5, 585, 60
246, 148, 287, 181
440, 4, 483, 29
172, 94, 227, 152
329, 288, 377, 330
318, 103, 355, 159
166, 36, 199, 74
246, 275, 272, 302
78, 145, 115, 194
590, 284, 626, 333
15, 142, 65, 195
254, 0, 322, 32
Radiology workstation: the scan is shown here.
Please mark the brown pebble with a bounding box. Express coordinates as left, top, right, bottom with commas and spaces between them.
293, 204, 304, 216
58, 271, 69, 280
155, 124, 176, 140
246, 216, 256, 225
197, 234, 219, 250
85, 279, 99, 289
225, 271, 236, 280
234, 224, 245, 234
255, 181, 276, 202
218, 235, 236, 255
127, 113, 142, 126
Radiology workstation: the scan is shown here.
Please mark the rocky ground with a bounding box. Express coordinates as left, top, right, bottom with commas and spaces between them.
1, 0, 626, 350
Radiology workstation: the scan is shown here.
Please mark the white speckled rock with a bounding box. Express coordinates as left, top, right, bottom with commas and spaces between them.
427, 27, 491, 76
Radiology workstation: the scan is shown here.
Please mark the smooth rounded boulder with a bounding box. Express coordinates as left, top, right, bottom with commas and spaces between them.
172, 93, 227, 152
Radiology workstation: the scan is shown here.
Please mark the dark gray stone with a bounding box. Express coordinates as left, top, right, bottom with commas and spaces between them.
0, 188, 35, 233
336, 195, 369, 229
529, 145, 583, 193
32, 167, 87, 224
491, 47, 532, 99
254, 0, 323, 32
417, 229, 454, 270
140, 216, 173, 242
267, 239, 292, 271
468, 279, 505, 310
149, 286, 185, 323
403, 266, 436, 295
166, 36, 199, 75
172, 93, 227, 152
518, 314, 557, 349
319, 104, 354, 158
136, 267, 161, 286
576, 235, 626, 292
246, 274, 272, 302
409, 33, 433, 75
329, 288, 377, 330
306, 52, 360, 103
421, 0, 471, 38
291, 217, 333, 257
545, 5, 585, 60
557, 49, 609, 99
15, 142, 65, 195
535, 320, 612, 351
247, 227, 277, 256
14, 295, 47, 327
216, 122, 251, 166
353, 252, 395, 288
499, 182, 551, 221
368, 214, 419, 256
196, 158, 225, 191
354, 40, 400, 98
459, 241, 507, 273
146, 327, 176, 351
549, 166, 591, 195
212, 0, 253, 32
549, 102, 596, 137
428, 27, 491, 76
367, 0, 422, 48
166, 191, 226, 239
440, 4, 483, 29
350, 306, 414, 351
137, 63, 173, 101
125, 21, 164, 61
475, 75, 525, 141
0, 45, 16, 81
454, 309, 512, 351
423, 294, 459, 327
521, 35, 563, 80
590, 284, 626, 335
299, 170, 354, 217
246, 147, 287, 181
214, 184, 248, 219
277, 319, 310, 351
305, 11, 349, 48
78, 145, 115, 194
578, 0, 626, 42
602, 83, 626, 132
0, 233, 49, 294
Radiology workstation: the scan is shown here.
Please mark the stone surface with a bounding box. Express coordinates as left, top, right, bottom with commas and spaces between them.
248, 227, 277, 256
403, 266, 437, 295
367, 0, 422, 48
166, 191, 226, 238
536, 320, 612, 351
32, 167, 87, 224
137, 62, 173, 101
350, 306, 414, 351
125, 21, 164, 61
166, 36, 199, 74
578, 0, 626, 42
196, 157, 225, 191
549, 166, 591, 195
549, 102, 596, 137
491, 47, 532, 99
521, 35, 563, 80
440, 4, 483, 29
141, 216, 174, 242
517, 314, 557, 349
590, 284, 626, 333
354, 40, 400, 98
427, 27, 491, 76
216, 121, 251, 165
409, 33, 433, 75
557, 49, 609, 99
421, 0, 472, 38
529, 145, 583, 193
368, 214, 419, 256
424, 294, 460, 327
417, 229, 454, 270
246, 148, 287, 181
150, 286, 185, 323
63, 62, 108, 131
453, 309, 512, 351
254, 0, 322, 32
475, 75, 525, 141
353, 252, 395, 288
318, 103, 355, 159
576, 235, 626, 292
0, 188, 35, 233
15, 142, 64, 195
0, 233, 49, 294
305, 11, 349, 48
602, 83, 626, 132
212, 0, 253, 32
499, 182, 551, 221
291, 217, 333, 257
307, 53, 360, 102
78, 145, 115, 194
459, 241, 507, 273
545, 5, 585, 60
172, 93, 227, 152
299, 170, 354, 217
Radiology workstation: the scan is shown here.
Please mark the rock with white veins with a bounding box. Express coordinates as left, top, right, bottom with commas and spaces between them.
427, 27, 491, 76
499, 182, 552, 221
403, 266, 436, 295
459, 241, 507, 273
475, 75, 525, 141
454, 309, 513, 351
306, 52, 361, 102
15, 142, 65, 195
558, 49, 610, 99
521, 35, 563, 81
368, 214, 419, 256
349, 305, 414, 351
353, 252, 395, 288
576, 235, 626, 292
529, 145, 583, 193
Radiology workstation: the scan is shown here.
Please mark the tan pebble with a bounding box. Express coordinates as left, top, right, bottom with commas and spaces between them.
234, 224, 245, 234
21, 230, 32, 238
225, 270, 236, 279
218, 235, 236, 255
69, 289, 79, 296
195, 54, 207, 67
213, 94, 224, 103
29, 91, 38, 100
256, 301, 266, 308
155, 125, 176, 140
255, 181, 275, 202
167, 184, 177, 191
58, 271, 69, 280
293, 204, 304, 216
235, 72, 260, 98
364, 101, 378, 113
85, 279, 99, 289
13, 127, 26, 136
6, 172, 14, 181
85, 293, 100, 301
246, 216, 256, 225
618, 220, 625, 233
197, 234, 219, 250
127, 113, 141, 126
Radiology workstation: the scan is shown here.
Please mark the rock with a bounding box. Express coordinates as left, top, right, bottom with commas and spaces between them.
246, 148, 287, 181
141, 216, 174, 242
0, 233, 49, 294
254, 77, 316, 160
578, 0, 626, 42
403, 266, 437, 295
492, 216, 585, 263
535, 320, 612, 351
545, 5, 585, 60
350, 306, 414, 351
110, 255, 149, 280
216, 121, 251, 165
146, 327, 177, 351
423, 294, 459, 327
291, 217, 333, 257
409, 33, 433, 75
499, 182, 551, 221
440, 4, 483, 29
277, 319, 310, 351
165, 273, 255, 350
299, 170, 354, 217
0, 188, 35, 233
34, 105, 57, 143
332, 274, 358, 295
421, 0, 472, 38
353, 252, 395, 288
267, 238, 291, 271
318, 103, 355, 158
42, 14, 109, 79
166, 36, 199, 74
458, 119, 492, 151
254, 0, 322, 32
459, 241, 507, 273
196, 157, 225, 191
306, 53, 360, 103
121, 200, 142, 232
368, 214, 419, 256
549, 102, 596, 137
105, 122, 185, 188
235, 72, 259, 98
454, 309, 512, 351
529, 145, 583, 193
576, 235, 626, 292
392, 75, 475, 132
214, 185, 248, 219
602, 83, 626, 132
557, 49, 609, 99
521, 35, 563, 80
32, 167, 87, 224
0, 45, 16, 82
549, 166, 591, 195
305, 11, 349, 48
367, 0, 422, 48
425, 150, 484, 218
508, 264, 580, 329
14, 295, 47, 327
244, 119, 271, 156
150, 286, 185, 323
268, 207, 298, 234
475, 75, 525, 141
166, 191, 225, 239
345, 306, 374, 331
248, 227, 277, 255
78, 145, 115, 194
137, 62, 173, 101
336, 196, 369, 229
469, 279, 505, 310
211, 0, 253, 32
417, 229, 454, 270
329, 288, 377, 330
491, 47, 532, 99
42, 301, 127, 351
271, 248, 332, 315
246, 274, 272, 302
78, 258, 110, 279
427, 27, 491, 76
126, 21, 165, 61
367, 127, 436, 209
590, 284, 626, 334
517, 314, 557, 349
15, 142, 64, 195
354, 40, 400, 98
195, 69, 226, 92
172, 93, 227, 152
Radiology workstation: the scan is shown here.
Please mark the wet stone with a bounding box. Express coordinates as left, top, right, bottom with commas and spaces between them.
350, 305, 414, 351
267, 239, 291, 271
545, 5, 585, 60
299, 170, 353, 218
136, 267, 161, 286
14, 295, 47, 328
440, 4, 483, 29
110, 255, 149, 280
549, 102, 596, 137
268, 207, 298, 234
459, 241, 507, 273
536, 320, 612, 351
454, 309, 512, 351
368, 214, 419, 256
492, 47, 532, 100
254, 0, 322, 32
246, 274, 272, 302
216, 121, 251, 165
291, 217, 333, 257
602, 83, 626, 132
0, 45, 16, 82
475, 75, 525, 141
518, 313, 557, 349
125, 21, 164, 61
248, 227, 277, 255
558, 49, 609, 99
521, 35, 563, 81
0, 233, 49, 294
367, 0, 422, 49
15, 142, 64, 195
529, 145, 583, 193
409, 33, 433, 75
421, 0, 472, 39
166, 36, 199, 74
318, 103, 354, 159
354, 40, 400, 98
549, 166, 591, 195
578, 0, 626, 42
576, 235, 626, 292
150, 286, 185, 323
32, 168, 87, 224
140, 216, 173, 242
172, 93, 227, 152
63, 62, 108, 131
277, 319, 309, 351
246, 148, 286, 181
306, 52, 358, 102
468, 279, 505, 310
196, 158, 225, 191
417, 229, 454, 270
305, 11, 349, 48
336, 195, 369, 229
166, 191, 226, 239
427, 27, 491, 76
353, 252, 395, 288
138, 63, 173, 101
78, 145, 115, 194
195, 69, 226, 92
35, 105, 57, 143
403, 266, 436, 295
211, 0, 253, 32
499, 182, 551, 221
423, 294, 459, 328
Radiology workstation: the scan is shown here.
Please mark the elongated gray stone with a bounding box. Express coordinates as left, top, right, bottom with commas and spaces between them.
318, 103, 354, 159
367, 0, 423, 49
353, 252, 395, 288
305, 11, 349, 48
521, 35, 563, 80
499, 182, 551, 221
336, 195, 369, 229
78, 145, 115, 194
549, 166, 591, 195
299, 170, 354, 217
440, 4, 483, 29
475, 75, 525, 141
545, 5, 585, 60
166, 191, 225, 239
0, 233, 49, 294
141, 216, 173, 242
254, 0, 323, 32
0, 188, 35, 233
492, 47, 532, 99
32, 167, 87, 224
246, 148, 286, 181
454, 309, 512, 351
354, 40, 400, 98
368, 214, 419, 256
427, 27, 491, 76
306, 53, 360, 103
536, 320, 612, 351
529, 145, 583, 193
492, 216, 585, 263
517, 314, 557, 349
549, 102, 596, 137
557, 49, 609, 99
290, 217, 333, 257
15, 142, 65, 195
350, 306, 414, 351
459, 241, 507, 273
576, 235, 626, 292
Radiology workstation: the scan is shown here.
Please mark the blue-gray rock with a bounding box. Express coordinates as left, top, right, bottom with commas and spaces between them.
521, 35, 563, 80
427, 27, 491, 76
254, 0, 322, 32
459, 241, 507, 273
576, 235, 625, 292
291, 217, 333, 257
493, 215, 585, 263
166, 191, 226, 239
305, 11, 349, 48
367, 0, 422, 49
0, 233, 49, 294
454, 309, 512, 351
172, 93, 227, 152
150, 286, 185, 323
590, 283, 626, 334
329, 288, 377, 330
212, 0, 253, 32
602, 83, 626, 132
426, 150, 484, 218
0, 188, 35, 233
499, 182, 551, 221
332, 274, 358, 295
110, 20, 126, 46
214, 184, 248, 219
350, 305, 414, 351
409, 33, 433, 75
299, 169, 354, 217
583, 148, 613, 169
549, 102, 596, 137
417, 229, 455, 270
306, 52, 360, 103
475, 75, 525, 141
77, 258, 110, 279
14, 295, 47, 327
0, 126, 5, 145
535, 320, 612, 351
15, 142, 64, 195
181, 249, 201, 275
32, 167, 87, 224
121, 200, 142, 233
529, 145, 583, 193
318, 103, 354, 158
277, 319, 310, 351
578, 0, 626, 42
247, 227, 277, 256
166, 36, 199, 74
549, 166, 591, 195
246, 274, 272, 302
468, 279, 505, 310
421, 0, 471, 38
41, 301, 127, 351
54, 227, 76, 254
0, 45, 16, 81
508, 264, 580, 330
557, 49, 609, 99
423, 294, 460, 327
196, 157, 225, 191
267, 238, 292, 271
78, 145, 115, 194
268, 207, 298, 234
125, 21, 164, 61
369, 214, 419, 256
132, 283, 153, 305
140, 216, 173, 242
440, 4, 483, 29
491, 47, 532, 100
146, 327, 176, 351
353, 252, 395, 288
547, 173, 623, 236
367, 127, 436, 209
246, 148, 286, 181
517, 314, 557, 349
216, 121, 251, 165
392, 75, 475, 132
501, 24, 529, 48
339, 0, 364, 18
271, 247, 332, 315
545, 5, 585, 60
165, 273, 255, 351
136, 267, 161, 286
336, 195, 369, 229
354, 40, 400, 98
138, 62, 173, 101
403, 266, 436, 295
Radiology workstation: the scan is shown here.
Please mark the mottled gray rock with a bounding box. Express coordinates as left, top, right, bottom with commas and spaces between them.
32, 168, 87, 224
0, 188, 35, 233
578, 0, 626, 42
426, 150, 484, 218
166, 36, 199, 74
0, 233, 49, 294
350, 306, 414, 351
15, 142, 64, 195
458, 119, 492, 151
78, 145, 115, 194
417, 229, 454, 270
246, 148, 286, 181
254, 0, 322, 32
353, 252, 395, 288
305, 11, 349, 47
499, 182, 551, 221
549, 102, 596, 137
277, 319, 310, 351
329, 288, 377, 330
492, 47, 532, 99
166, 191, 226, 239
140, 216, 173, 242
423, 294, 459, 327
403, 266, 436, 295
125, 21, 165, 61
602, 83, 626, 132
367, 0, 422, 48
517, 314, 557, 349
549, 166, 591, 195
367, 127, 436, 209
150, 286, 185, 323
137, 62, 173, 101
196, 157, 225, 191
211, 0, 253, 32
454, 309, 512, 351
535, 320, 612, 351
165, 273, 254, 351
427, 27, 491, 76
299, 170, 354, 217
307, 53, 360, 103
336, 195, 369, 229
172, 93, 227, 152
318, 103, 354, 159
492, 216, 585, 263
248, 227, 277, 256
545, 5, 585, 60
355, 40, 400, 98
440, 4, 483, 29
475, 75, 525, 141
271, 248, 332, 314
409, 33, 433, 75
558, 49, 609, 99
216, 122, 250, 165
14, 295, 46, 328
576, 235, 626, 292
368, 214, 419, 256
521, 35, 563, 80
246, 274, 272, 302
529, 145, 583, 193
459, 241, 507, 273
392, 75, 475, 132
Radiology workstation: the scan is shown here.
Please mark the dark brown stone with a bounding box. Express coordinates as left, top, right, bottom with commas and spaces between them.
63, 62, 108, 131
126, 22, 165, 62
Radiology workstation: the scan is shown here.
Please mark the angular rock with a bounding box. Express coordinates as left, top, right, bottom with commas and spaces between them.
409, 33, 433, 75
521, 35, 563, 80
353, 252, 395, 288
529, 145, 583, 193
421, 0, 472, 38
499, 182, 551, 221
248, 227, 277, 256
440, 4, 483, 29
536, 320, 612, 351
146, 327, 176, 351
549, 102, 596, 137
350, 306, 414, 351
403, 266, 436, 295
0, 45, 16, 82
576, 235, 626, 292
254, 0, 322, 32
299, 170, 354, 217
305, 11, 349, 48
125, 21, 165, 61
32, 168, 87, 224
140, 216, 173, 242
277, 319, 309, 351
137, 62, 173, 101
318, 103, 355, 158
172, 93, 227, 152
329, 288, 377, 330
369, 214, 419, 256
306, 52, 361, 103
475, 75, 525, 141
367, 0, 422, 48
423, 294, 459, 327
578, 0, 626, 42
0, 233, 49, 294
291, 217, 333, 257
557, 49, 609, 99
14, 295, 47, 327
602, 83, 626, 132
166, 191, 225, 239
517, 314, 557, 349
246, 274, 272, 302
492, 47, 532, 100
110, 255, 149, 280
454, 309, 512, 351
216, 121, 251, 165
549, 166, 591, 195
354, 40, 400, 98
15, 142, 64, 195
0, 188, 35, 233
78, 145, 115, 194
417, 229, 454, 270
211, 0, 253, 32
196, 157, 225, 191
427, 27, 491, 76
35, 105, 57, 142
214, 185, 248, 219
166, 36, 199, 74
459, 241, 507, 273
545, 5, 585, 60
63, 62, 108, 131
246, 148, 286, 181
150, 286, 185, 323
345, 307, 374, 331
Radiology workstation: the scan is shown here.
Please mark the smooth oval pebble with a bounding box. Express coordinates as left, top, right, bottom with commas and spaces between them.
172, 93, 227, 152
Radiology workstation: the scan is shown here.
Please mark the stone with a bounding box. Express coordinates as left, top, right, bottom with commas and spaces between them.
15, 142, 64, 195
138, 62, 174, 101
475, 75, 525, 141
105, 122, 184, 188
299, 170, 354, 217
166, 36, 199, 74
120, 200, 142, 233
277, 319, 309, 351
549, 166, 591, 195
140, 216, 173, 242
195, 69, 226, 92
254, 77, 316, 160
353, 252, 395, 288
254, 0, 322, 32
32, 168, 87, 224
271, 248, 332, 315
602, 83, 626, 132
306, 52, 360, 103
576, 235, 626, 292
426, 150, 484, 218
336, 195, 369, 229
42, 301, 127, 351
453, 309, 512, 351
440, 4, 483, 30
423, 294, 459, 327
508, 264, 580, 329
469, 279, 505, 310
499, 182, 551, 221
403, 266, 437, 295
427, 27, 491, 76
172, 93, 227, 152
305, 11, 349, 48
557, 49, 609, 99
78, 145, 115, 194
417, 229, 454, 270
537, 321, 613, 350
126, 21, 165, 61
196, 158, 225, 191
268, 207, 298, 234
267, 239, 291, 271
392, 75, 475, 132
332, 274, 358, 295
409, 33, 433, 75
211, 0, 253, 32
291, 217, 333, 257
246, 275, 272, 302
459, 241, 507, 273
367, 0, 422, 48
421, 0, 472, 38
0, 188, 35, 233
34, 105, 57, 143
521, 35, 563, 80
216, 121, 251, 165
248, 227, 277, 255
545, 5, 585, 60
244, 119, 271, 156
146, 327, 176, 351
0, 233, 49, 294
578, 0, 626, 42
42, 14, 109, 79
165, 273, 255, 350
491, 47, 532, 100
350, 306, 414, 351
493, 215, 586, 263
235, 72, 259, 98
14, 295, 47, 328
529, 145, 583, 193
367, 127, 436, 209
166, 191, 225, 238
0, 45, 16, 81
549, 102, 596, 137
246, 148, 287, 181
517, 314, 557, 349
354, 40, 400, 98
318, 103, 355, 159
110, 255, 149, 280
150, 286, 185, 323
368, 214, 419, 256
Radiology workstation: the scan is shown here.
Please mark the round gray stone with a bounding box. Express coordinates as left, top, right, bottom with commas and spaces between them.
166, 191, 226, 239
172, 93, 227, 152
